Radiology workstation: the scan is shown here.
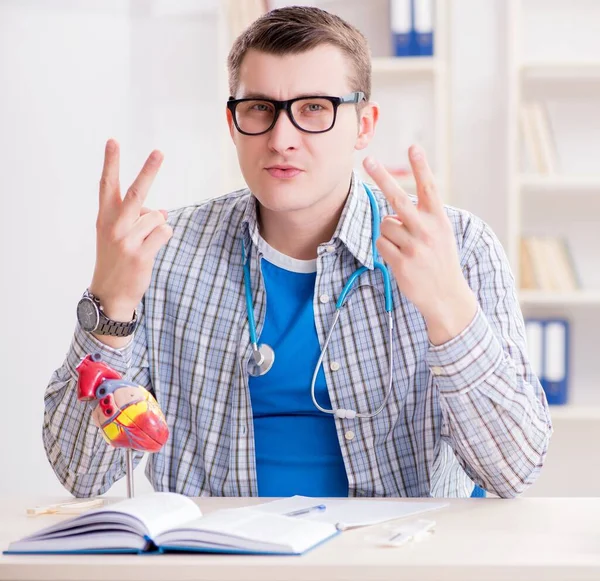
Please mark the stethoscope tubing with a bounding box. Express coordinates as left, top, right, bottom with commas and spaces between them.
243, 183, 396, 417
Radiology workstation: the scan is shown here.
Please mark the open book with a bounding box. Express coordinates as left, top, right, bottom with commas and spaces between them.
5, 493, 339, 556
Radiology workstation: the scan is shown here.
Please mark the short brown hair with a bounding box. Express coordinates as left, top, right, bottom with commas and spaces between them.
227, 6, 372, 101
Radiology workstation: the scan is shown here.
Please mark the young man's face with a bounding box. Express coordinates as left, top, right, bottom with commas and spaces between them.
227, 44, 377, 215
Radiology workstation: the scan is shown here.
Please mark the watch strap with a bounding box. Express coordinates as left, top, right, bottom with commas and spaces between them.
95, 313, 138, 337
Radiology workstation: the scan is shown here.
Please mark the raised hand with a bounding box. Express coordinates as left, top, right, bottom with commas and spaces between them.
89, 139, 173, 323
363, 145, 477, 344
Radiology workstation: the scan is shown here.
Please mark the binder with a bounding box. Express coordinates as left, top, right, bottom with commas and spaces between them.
413, 0, 434, 56
525, 318, 570, 405
390, 0, 412, 57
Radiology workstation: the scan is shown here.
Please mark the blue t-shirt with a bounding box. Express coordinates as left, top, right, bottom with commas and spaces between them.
248, 238, 349, 497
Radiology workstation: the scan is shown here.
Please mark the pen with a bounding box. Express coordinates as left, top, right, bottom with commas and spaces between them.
284, 504, 327, 517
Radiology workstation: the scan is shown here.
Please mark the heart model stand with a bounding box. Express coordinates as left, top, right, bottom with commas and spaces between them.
75, 353, 170, 497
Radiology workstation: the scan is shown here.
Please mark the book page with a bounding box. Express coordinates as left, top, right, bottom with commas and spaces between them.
103, 492, 202, 539
157, 507, 338, 554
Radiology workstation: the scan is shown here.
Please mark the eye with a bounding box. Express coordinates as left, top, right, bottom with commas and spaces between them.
245, 101, 273, 114
306, 103, 324, 112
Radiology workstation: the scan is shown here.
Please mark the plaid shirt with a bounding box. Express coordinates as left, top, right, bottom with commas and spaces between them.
43, 172, 553, 499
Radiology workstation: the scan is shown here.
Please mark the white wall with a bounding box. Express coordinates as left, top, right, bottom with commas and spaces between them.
0, 0, 586, 498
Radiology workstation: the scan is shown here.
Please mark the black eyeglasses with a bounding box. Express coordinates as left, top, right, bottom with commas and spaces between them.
227, 91, 365, 136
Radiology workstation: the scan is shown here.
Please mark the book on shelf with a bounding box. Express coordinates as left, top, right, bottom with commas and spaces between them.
525, 318, 570, 405
390, 0, 434, 57
519, 101, 559, 175
4, 492, 448, 556
520, 236, 580, 292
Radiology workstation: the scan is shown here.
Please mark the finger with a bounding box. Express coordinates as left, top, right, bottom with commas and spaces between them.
143, 223, 173, 257
376, 235, 402, 267
380, 216, 415, 256
120, 150, 164, 224
363, 156, 422, 235
130, 210, 167, 242
99, 139, 120, 212
408, 144, 443, 214
140, 207, 168, 220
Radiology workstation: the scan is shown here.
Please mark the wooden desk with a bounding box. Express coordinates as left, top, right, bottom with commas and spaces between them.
1, 496, 599, 581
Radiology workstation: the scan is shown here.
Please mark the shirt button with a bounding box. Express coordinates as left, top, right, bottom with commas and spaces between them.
319, 294, 330, 304
330, 361, 341, 371
325, 245, 335, 253
431, 366, 444, 376
345, 430, 355, 441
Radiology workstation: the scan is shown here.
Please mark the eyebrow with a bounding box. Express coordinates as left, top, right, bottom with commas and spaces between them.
238, 91, 334, 100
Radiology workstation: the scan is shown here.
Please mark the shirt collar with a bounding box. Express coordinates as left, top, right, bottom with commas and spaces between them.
240, 190, 260, 259
334, 170, 375, 269
240, 169, 375, 269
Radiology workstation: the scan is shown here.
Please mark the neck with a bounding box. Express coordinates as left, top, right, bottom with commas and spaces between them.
258, 176, 352, 260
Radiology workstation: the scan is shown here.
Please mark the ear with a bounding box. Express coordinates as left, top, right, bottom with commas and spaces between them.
354, 101, 379, 151
226, 107, 235, 141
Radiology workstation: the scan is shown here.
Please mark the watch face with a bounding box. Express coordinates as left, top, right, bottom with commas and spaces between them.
77, 297, 99, 332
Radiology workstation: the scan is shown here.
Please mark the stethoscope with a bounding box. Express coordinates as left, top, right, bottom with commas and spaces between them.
242, 183, 395, 420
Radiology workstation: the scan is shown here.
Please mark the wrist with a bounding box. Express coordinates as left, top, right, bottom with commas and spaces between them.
423, 286, 478, 346
87, 288, 137, 323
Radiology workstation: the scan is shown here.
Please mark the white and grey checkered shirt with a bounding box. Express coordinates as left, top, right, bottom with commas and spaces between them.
43, 171, 553, 499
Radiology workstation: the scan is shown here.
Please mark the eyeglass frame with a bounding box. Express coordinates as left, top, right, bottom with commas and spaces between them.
226, 91, 366, 136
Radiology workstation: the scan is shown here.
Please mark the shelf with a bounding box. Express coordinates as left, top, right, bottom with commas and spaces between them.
520, 175, 600, 193
372, 57, 443, 75
549, 405, 600, 421
519, 290, 600, 306
520, 61, 600, 82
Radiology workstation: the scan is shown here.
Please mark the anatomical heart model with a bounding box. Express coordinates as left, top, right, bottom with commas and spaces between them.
76, 353, 169, 496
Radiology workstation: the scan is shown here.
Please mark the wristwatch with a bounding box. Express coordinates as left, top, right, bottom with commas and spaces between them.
76, 290, 138, 337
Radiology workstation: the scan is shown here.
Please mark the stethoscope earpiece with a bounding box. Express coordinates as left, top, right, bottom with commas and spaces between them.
335, 409, 357, 419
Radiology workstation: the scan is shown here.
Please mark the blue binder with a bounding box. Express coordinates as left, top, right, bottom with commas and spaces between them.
413, 0, 434, 56
390, 0, 412, 56
525, 318, 570, 405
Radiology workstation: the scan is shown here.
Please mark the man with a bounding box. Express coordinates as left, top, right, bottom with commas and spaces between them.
44, 6, 552, 499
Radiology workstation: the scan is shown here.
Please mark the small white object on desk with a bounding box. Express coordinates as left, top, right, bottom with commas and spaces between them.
366, 519, 436, 548
26, 498, 105, 517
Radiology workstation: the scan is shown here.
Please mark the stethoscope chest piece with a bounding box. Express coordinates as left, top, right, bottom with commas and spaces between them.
247, 343, 276, 377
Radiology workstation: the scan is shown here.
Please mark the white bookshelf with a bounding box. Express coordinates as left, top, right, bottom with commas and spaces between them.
507, 0, 600, 447
520, 61, 600, 82
549, 405, 600, 422
507, 0, 600, 291
520, 174, 600, 193
371, 56, 444, 75
519, 290, 600, 306
217, 0, 452, 204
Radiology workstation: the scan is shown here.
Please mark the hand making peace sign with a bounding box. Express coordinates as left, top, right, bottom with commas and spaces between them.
89, 139, 173, 323
363, 145, 477, 335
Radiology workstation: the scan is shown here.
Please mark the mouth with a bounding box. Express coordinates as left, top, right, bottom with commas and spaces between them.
265, 165, 303, 179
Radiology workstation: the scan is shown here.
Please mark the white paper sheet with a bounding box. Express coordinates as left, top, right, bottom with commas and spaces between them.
255, 495, 449, 530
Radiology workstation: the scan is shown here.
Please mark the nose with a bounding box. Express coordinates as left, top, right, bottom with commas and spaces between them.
267, 107, 302, 154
